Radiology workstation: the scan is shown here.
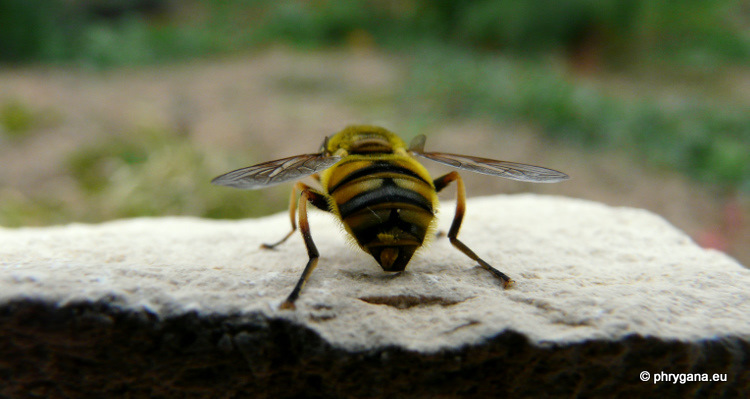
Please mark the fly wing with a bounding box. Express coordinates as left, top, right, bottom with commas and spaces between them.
412, 151, 569, 183
408, 134, 568, 183
211, 154, 341, 189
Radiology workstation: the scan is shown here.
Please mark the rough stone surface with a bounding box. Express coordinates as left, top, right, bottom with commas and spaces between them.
1, 194, 748, 397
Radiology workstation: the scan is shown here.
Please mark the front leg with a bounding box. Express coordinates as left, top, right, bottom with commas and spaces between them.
433, 172, 514, 288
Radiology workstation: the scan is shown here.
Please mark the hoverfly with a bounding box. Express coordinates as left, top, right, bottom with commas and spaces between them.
212, 125, 569, 309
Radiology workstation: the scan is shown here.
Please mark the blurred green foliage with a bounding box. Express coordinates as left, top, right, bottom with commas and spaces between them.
0, 0, 260, 67
0, 194, 70, 227
64, 126, 278, 222
1, 123, 283, 227
2, 0, 748, 68
0, 100, 37, 137
0, 99, 61, 139
402, 49, 750, 191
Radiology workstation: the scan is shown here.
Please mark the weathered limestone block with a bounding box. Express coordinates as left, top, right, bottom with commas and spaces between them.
1, 194, 748, 397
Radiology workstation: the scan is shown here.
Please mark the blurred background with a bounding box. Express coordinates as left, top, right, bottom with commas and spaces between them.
0, 0, 748, 266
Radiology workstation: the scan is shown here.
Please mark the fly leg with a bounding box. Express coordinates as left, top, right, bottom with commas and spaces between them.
280, 187, 326, 310
433, 172, 514, 288
262, 180, 328, 249
261, 182, 302, 249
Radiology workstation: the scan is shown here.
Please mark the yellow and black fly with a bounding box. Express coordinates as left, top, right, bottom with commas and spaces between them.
212, 125, 569, 309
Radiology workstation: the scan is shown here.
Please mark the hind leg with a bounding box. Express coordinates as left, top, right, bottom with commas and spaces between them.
433, 172, 513, 288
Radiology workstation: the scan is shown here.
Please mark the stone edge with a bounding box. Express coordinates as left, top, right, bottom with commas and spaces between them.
1, 299, 748, 398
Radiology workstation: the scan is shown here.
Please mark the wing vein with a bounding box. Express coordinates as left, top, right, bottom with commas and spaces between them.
211, 154, 341, 189
413, 151, 569, 183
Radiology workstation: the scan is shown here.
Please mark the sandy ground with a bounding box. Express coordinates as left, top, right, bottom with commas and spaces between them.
0, 48, 747, 266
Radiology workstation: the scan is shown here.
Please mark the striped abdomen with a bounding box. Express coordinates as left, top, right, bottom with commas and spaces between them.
326, 159, 437, 271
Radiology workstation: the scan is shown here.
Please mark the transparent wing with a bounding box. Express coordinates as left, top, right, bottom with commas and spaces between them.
413, 151, 569, 182
408, 135, 568, 183
211, 154, 342, 189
